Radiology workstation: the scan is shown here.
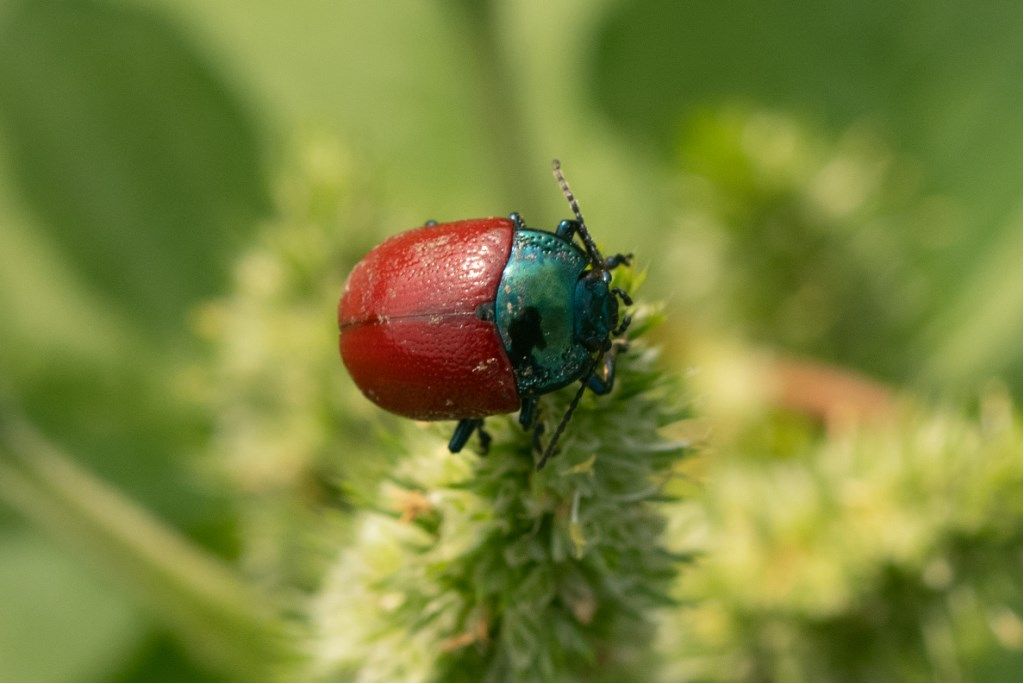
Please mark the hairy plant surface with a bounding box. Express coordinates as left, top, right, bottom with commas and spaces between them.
312, 279, 691, 681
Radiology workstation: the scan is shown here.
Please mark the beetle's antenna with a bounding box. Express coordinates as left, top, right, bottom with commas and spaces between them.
551, 159, 605, 269
536, 351, 604, 470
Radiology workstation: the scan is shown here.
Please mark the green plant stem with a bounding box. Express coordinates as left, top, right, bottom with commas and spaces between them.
447, 0, 547, 213
0, 413, 306, 681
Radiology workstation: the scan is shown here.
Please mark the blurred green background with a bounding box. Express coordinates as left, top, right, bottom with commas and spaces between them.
0, 0, 1019, 680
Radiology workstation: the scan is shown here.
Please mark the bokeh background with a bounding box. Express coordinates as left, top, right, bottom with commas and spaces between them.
0, 0, 1019, 680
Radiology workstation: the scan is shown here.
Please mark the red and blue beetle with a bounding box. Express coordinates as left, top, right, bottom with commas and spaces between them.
338, 161, 632, 468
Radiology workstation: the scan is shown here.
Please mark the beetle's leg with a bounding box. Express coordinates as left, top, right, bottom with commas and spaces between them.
508, 212, 526, 230
612, 313, 633, 337
532, 419, 545, 453
605, 253, 633, 271
586, 353, 617, 395
520, 395, 544, 454
449, 418, 492, 456
477, 423, 492, 454
518, 396, 538, 430
519, 397, 545, 453
448, 418, 482, 453
556, 218, 580, 240
588, 334, 631, 395
424, 219, 438, 227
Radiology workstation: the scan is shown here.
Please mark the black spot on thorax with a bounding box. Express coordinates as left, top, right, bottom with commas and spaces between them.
508, 306, 545, 371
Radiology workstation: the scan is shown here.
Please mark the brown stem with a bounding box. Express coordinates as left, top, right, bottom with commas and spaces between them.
766, 355, 897, 432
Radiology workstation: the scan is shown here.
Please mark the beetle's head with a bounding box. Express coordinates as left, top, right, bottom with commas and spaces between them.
574, 269, 617, 352
535, 160, 635, 470
552, 160, 632, 353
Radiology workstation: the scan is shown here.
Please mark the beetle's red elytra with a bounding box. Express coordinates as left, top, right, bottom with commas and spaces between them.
338, 218, 520, 420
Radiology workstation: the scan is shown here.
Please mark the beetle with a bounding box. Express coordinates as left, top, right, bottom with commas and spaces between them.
338, 160, 632, 468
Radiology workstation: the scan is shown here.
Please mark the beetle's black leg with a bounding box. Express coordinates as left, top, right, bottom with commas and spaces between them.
477, 423, 492, 454
424, 219, 439, 227
611, 287, 633, 306
509, 212, 526, 230
556, 218, 607, 270
532, 419, 545, 453
556, 218, 580, 240
520, 398, 545, 452
605, 253, 633, 270
450, 418, 492, 455
448, 418, 481, 453
612, 314, 632, 337
518, 396, 538, 430
586, 353, 617, 395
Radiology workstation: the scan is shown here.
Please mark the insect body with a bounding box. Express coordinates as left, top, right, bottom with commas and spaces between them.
338, 161, 631, 468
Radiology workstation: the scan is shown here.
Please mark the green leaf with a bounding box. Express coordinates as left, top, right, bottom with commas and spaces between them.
0, 0, 269, 335
0, 414, 308, 680
589, 0, 1019, 246
0, 528, 145, 681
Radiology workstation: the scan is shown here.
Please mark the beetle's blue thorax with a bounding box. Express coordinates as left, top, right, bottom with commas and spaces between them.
495, 229, 617, 396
